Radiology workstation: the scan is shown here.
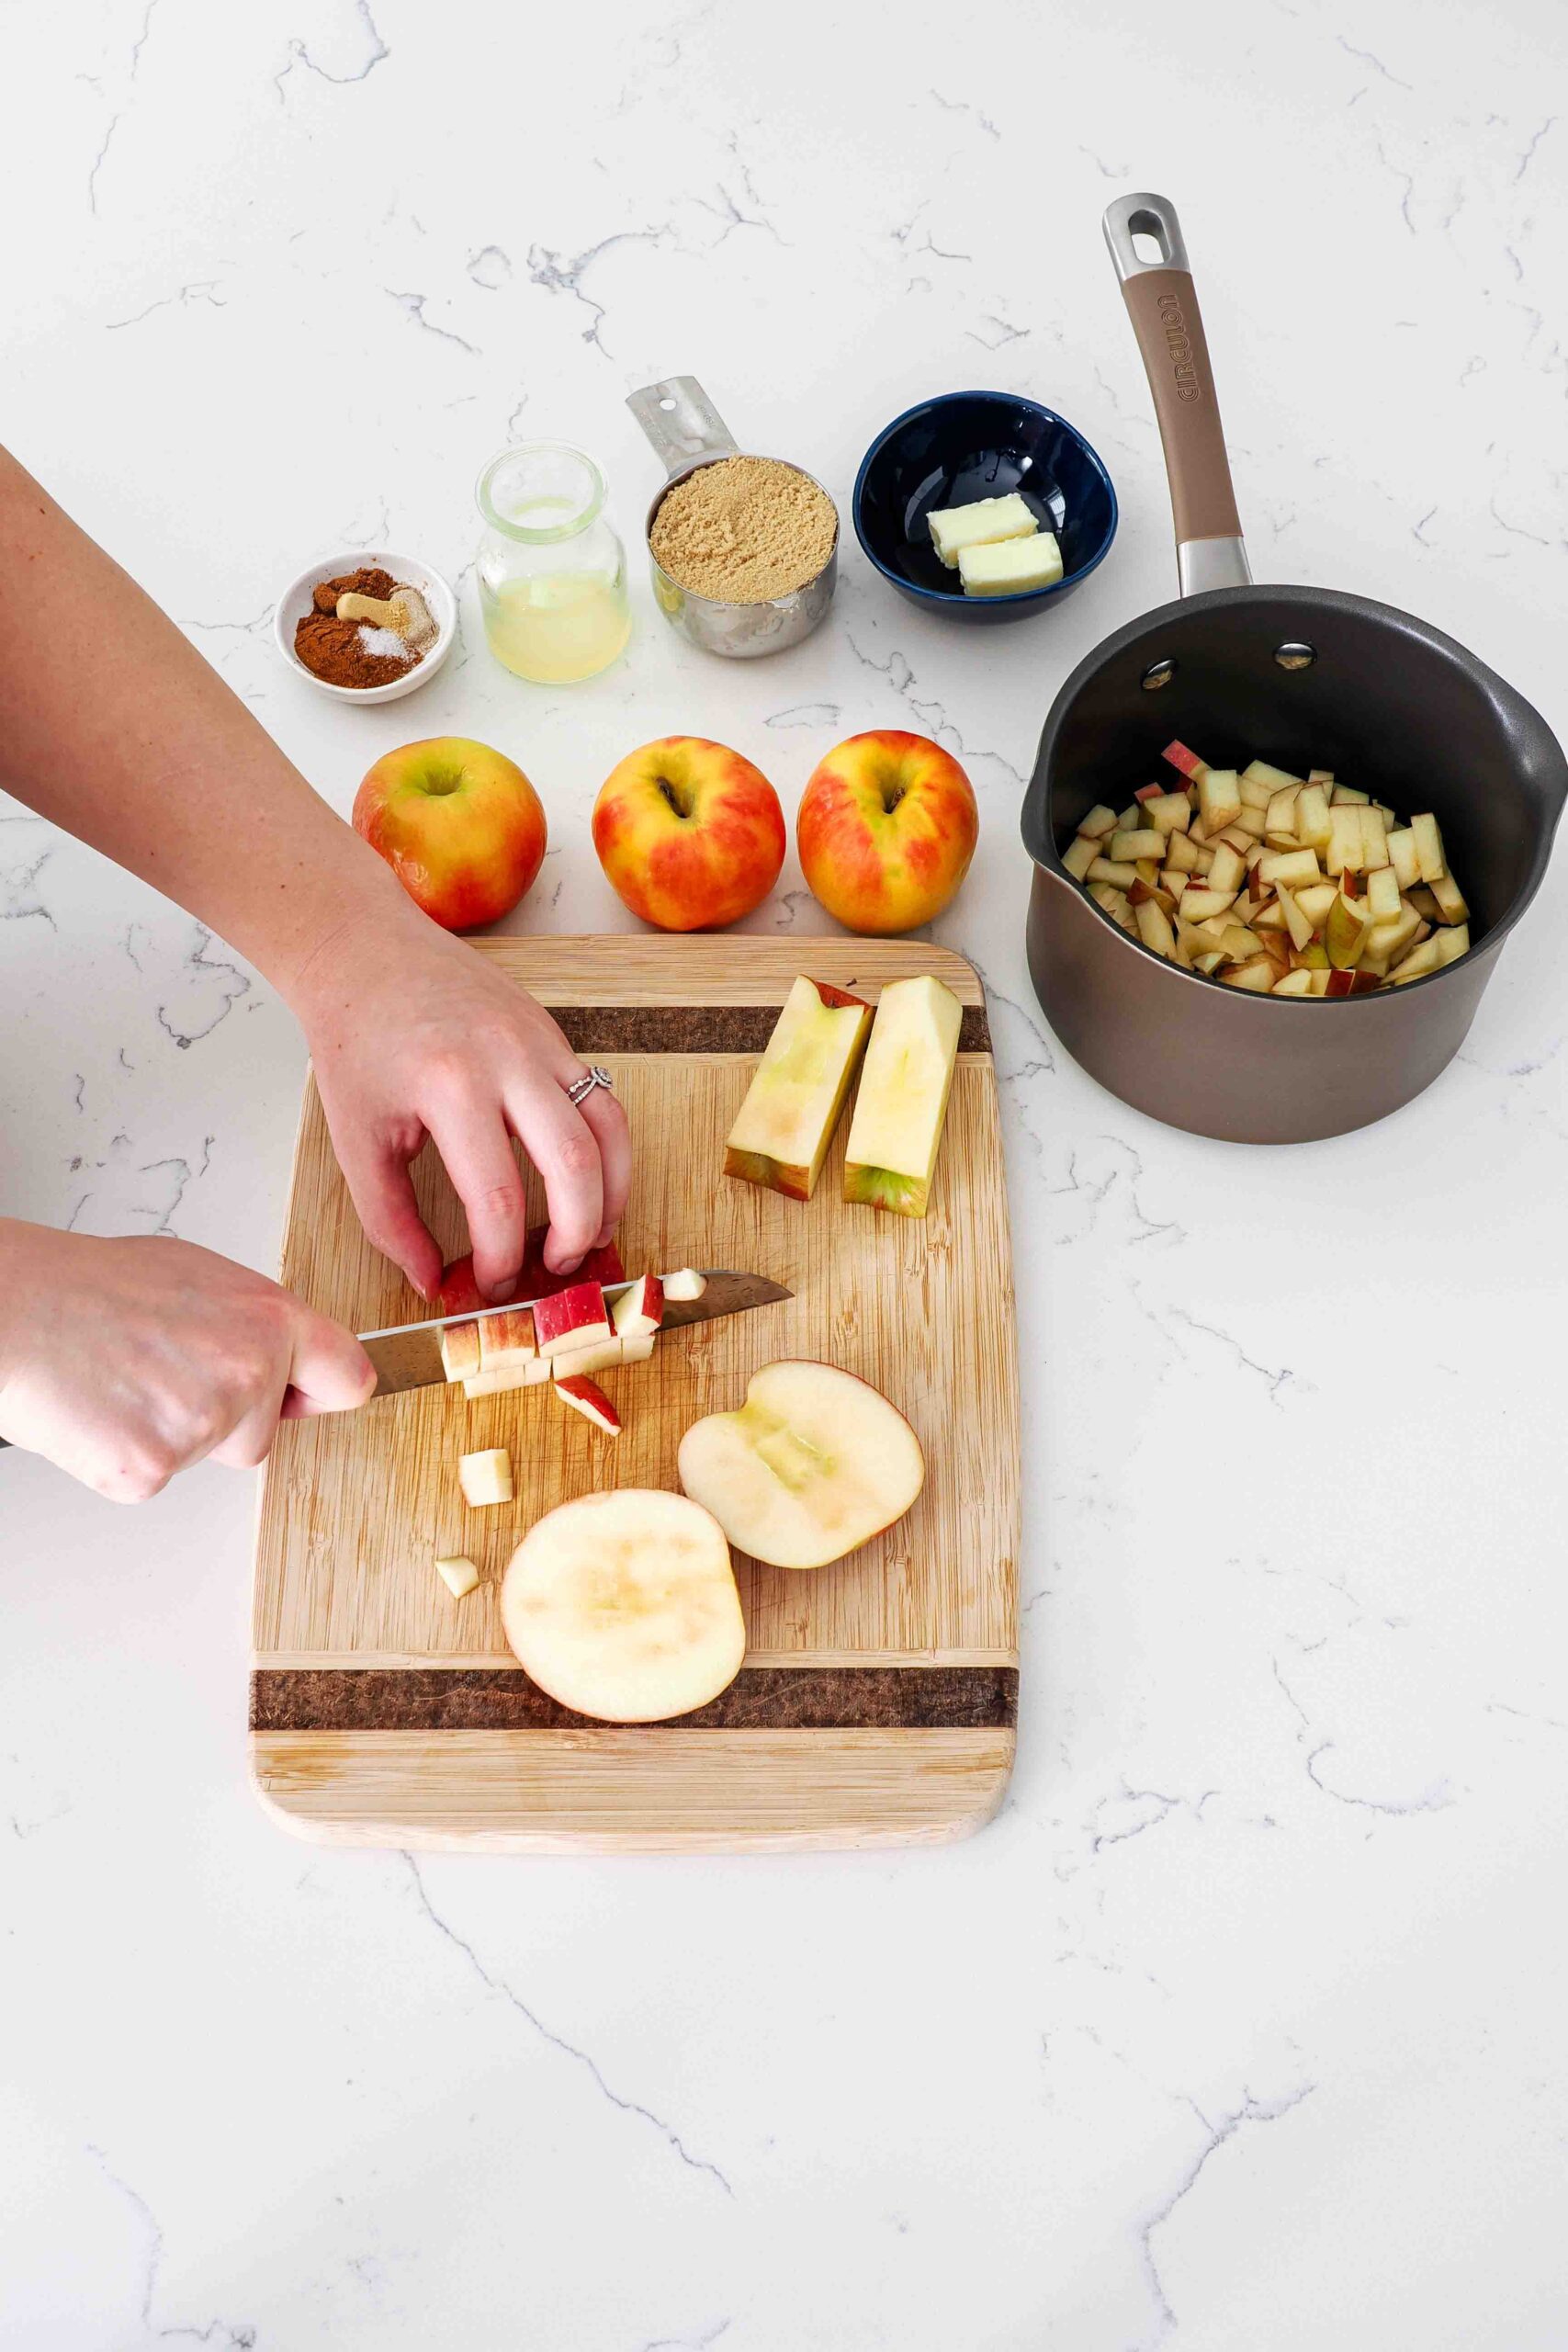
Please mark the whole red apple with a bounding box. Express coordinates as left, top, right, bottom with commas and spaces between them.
354, 737, 547, 931
797, 730, 978, 934
592, 737, 785, 932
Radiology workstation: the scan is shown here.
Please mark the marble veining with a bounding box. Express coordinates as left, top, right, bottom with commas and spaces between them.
4, 0, 1568, 2345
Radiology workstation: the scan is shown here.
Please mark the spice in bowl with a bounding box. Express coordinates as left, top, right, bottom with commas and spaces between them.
293, 566, 439, 690
649, 456, 837, 605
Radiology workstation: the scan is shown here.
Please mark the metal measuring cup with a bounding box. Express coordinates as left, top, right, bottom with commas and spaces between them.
626, 376, 838, 658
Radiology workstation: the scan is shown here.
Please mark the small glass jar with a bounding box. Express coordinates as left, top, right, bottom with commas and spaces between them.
475, 442, 632, 684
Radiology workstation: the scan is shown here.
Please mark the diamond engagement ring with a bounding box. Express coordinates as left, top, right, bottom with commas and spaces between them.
566, 1067, 615, 1106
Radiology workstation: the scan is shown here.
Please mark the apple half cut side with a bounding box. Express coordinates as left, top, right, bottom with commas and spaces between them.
502, 1490, 745, 1722
842, 974, 963, 1219
677, 1359, 925, 1571
553, 1375, 622, 1436
723, 975, 873, 1201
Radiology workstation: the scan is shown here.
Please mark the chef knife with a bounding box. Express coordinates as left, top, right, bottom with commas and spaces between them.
356, 1269, 792, 1399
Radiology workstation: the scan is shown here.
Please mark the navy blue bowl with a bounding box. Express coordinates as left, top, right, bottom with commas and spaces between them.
852, 390, 1118, 623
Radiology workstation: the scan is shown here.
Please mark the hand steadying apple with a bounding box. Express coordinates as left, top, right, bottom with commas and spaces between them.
0, 441, 630, 1495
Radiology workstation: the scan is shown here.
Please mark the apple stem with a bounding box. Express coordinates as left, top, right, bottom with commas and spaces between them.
656, 777, 694, 820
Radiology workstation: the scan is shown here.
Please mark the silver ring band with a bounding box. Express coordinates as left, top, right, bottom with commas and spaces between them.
566, 1066, 614, 1106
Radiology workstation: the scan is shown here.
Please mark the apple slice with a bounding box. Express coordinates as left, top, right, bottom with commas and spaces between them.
501, 1490, 744, 1723
439, 1320, 481, 1382
1412, 813, 1446, 883
434, 1554, 481, 1600
677, 1360, 925, 1570
478, 1306, 536, 1371
611, 1274, 663, 1340
553, 1375, 622, 1436
842, 975, 963, 1219
533, 1281, 611, 1360
723, 975, 872, 1202
550, 1335, 625, 1379
458, 1446, 513, 1507
463, 1359, 552, 1399
662, 1268, 706, 1303
1325, 891, 1371, 969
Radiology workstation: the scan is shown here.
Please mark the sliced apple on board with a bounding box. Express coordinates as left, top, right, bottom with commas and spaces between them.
722, 977, 872, 1201
434, 1553, 481, 1600
533, 1281, 612, 1360
458, 1447, 513, 1507
501, 1490, 745, 1723
438, 1320, 482, 1382
463, 1359, 552, 1400
677, 1360, 925, 1571
842, 975, 963, 1218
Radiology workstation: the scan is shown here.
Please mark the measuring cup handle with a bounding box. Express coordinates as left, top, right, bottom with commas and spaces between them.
626, 377, 740, 479
1103, 194, 1250, 596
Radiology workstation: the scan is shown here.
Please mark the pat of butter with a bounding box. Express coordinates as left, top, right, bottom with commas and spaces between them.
927, 492, 1037, 568
958, 530, 1064, 597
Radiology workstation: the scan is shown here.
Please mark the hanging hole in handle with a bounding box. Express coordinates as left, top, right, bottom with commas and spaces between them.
1128, 210, 1173, 267
659, 397, 676, 411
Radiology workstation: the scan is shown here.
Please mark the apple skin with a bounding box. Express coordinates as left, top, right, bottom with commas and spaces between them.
354, 738, 547, 931
592, 737, 785, 932
796, 731, 978, 936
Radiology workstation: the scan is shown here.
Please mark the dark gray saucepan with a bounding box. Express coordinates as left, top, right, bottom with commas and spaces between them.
1021, 193, 1567, 1144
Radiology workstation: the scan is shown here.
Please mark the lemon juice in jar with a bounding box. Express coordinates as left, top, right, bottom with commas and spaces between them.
476, 443, 632, 684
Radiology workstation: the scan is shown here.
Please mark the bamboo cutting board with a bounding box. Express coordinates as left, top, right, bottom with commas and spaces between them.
252, 936, 1020, 1851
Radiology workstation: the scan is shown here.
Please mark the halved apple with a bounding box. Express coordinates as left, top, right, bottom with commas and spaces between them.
842, 974, 963, 1218
723, 975, 872, 1202
501, 1490, 744, 1723
677, 1359, 925, 1571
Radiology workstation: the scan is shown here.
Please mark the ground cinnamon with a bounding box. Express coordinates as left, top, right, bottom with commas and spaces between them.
295, 566, 423, 688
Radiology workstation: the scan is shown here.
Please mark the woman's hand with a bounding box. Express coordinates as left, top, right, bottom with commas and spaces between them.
0, 1223, 374, 1500
291, 905, 632, 1305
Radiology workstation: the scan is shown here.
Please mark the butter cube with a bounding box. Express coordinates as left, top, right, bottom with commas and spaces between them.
927, 492, 1037, 568
958, 530, 1064, 597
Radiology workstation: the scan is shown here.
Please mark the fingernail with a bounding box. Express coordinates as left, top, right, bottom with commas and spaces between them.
480, 1276, 517, 1306
594, 1227, 615, 1250
550, 1255, 583, 1280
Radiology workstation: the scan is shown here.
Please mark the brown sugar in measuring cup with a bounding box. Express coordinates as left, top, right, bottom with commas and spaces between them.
627, 376, 839, 658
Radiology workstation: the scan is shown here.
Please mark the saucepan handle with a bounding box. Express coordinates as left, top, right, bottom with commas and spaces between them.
1104, 194, 1251, 597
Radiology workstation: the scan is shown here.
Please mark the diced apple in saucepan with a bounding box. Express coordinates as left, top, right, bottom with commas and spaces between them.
677, 1360, 926, 1572
1057, 742, 1473, 997
501, 1490, 745, 1723
723, 975, 872, 1201
842, 974, 964, 1218
458, 1446, 513, 1508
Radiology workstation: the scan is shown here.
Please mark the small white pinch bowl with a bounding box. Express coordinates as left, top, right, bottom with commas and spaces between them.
272, 551, 457, 704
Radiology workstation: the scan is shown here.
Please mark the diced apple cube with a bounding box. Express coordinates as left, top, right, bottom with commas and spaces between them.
1077, 804, 1119, 840
1277, 886, 1314, 952
1163, 740, 1211, 784
662, 1268, 707, 1303
439, 1320, 482, 1383
1271, 967, 1314, 996
1063, 833, 1099, 880
611, 1275, 664, 1340
1089, 882, 1136, 931
1293, 881, 1338, 929
435, 1554, 481, 1600
1366, 866, 1402, 922
478, 1307, 537, 1371
1331, 784, 1370, 805
1295, 784, 1332, 851
533, 1282, 611, 1360
1257, 846, 1321, 889
463, 1360, 552, 1400
618, 1332, 657, 1365
1264, 786, 1301, 838
1087, 857, 1137, 888
1233, 806, 1269, 840
1386, 829, 1419, 889
1325, 806, 1365, 876
1146, 793, 1193, 835
1325, 891, 1371, 969
1171, 887, 1235, 922
1221, 956, 1277, 992
1388, 935, 1443, 985
1429, 871, 1470, 924
1197, 768, 1242, 831
458, 1447, 513, 1508
1134, 899, 1177, 957
1205, 842, 1246, 897
551, 1336, 626, 1379
1110, 829, 1166, 864
1165, 831, 1201, 875
1412, 813, 1446, 882
1359, 807, 1390, 870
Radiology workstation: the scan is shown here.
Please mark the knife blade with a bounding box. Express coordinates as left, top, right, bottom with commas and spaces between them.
356, 1270, 792, 1399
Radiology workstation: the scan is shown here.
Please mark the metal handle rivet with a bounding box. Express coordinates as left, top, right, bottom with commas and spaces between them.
1141, 658, 1177, 691
1273, 642, 1316, 671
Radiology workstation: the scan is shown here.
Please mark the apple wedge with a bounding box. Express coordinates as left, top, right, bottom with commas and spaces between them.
434, 1554, 481, 1600
842, 974, 963, 1218
723, 975, 872, 1201
677, 1359, 925, 1571
662, 1268, 706, 1303
458, 1447, 513, 1507
501, 1490, 744, 1723
553, 1375, 622, 1436
533, 1281, 611, 1361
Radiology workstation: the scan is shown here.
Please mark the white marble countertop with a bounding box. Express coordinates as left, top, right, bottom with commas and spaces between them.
6, 2, 1568, 2344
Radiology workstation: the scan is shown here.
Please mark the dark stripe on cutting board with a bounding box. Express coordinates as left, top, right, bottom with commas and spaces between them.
551, 1005, 993, 1057
251, 1665, 1018, 1735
